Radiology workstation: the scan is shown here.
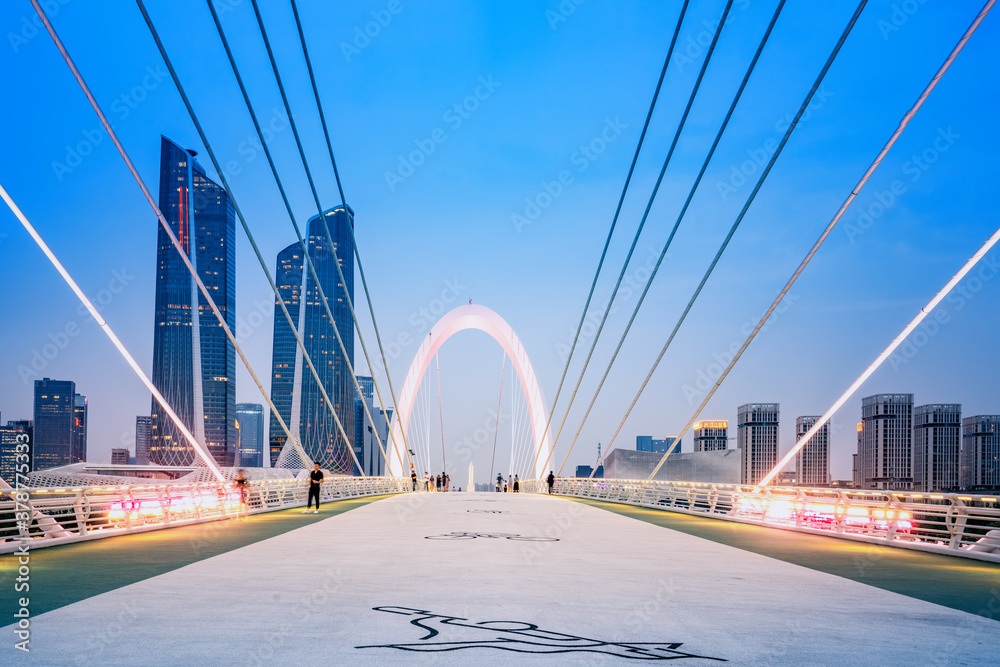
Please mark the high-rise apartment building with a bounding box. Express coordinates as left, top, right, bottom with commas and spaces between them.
693, 421, 728, 452
111, 448, 130, 465
738, 403, 779, 485
961, 415, 1000, 491
794, 416, 829, 487
150, 136, 237, 468
913, 404, 961, 492
858, 394, 913, 490
268, 207, 355, 472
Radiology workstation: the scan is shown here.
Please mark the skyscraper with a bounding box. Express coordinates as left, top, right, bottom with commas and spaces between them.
150, 136, 237, 468
72, 394, 88, 464
0, 416, 32, 486
33, 378, 76, 470
794, 416, 829, 487
738, 403, 779, 485
135, 416, 152, 465
693, 421, 728, 452
961, 415, 1000, 491
354, 375, 375, 474
268, 206, 355, 472
858, 393, 913, 491
235, 403, 265, 468
111, 448, 130, 465
913, 404, 961, 492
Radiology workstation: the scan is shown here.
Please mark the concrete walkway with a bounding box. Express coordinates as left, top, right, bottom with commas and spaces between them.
4, 492, 998, 665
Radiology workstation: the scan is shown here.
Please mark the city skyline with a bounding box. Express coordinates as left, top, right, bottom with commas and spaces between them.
1, 2, 998, 482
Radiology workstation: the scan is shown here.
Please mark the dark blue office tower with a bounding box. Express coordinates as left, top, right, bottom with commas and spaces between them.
150, 136, 237, 467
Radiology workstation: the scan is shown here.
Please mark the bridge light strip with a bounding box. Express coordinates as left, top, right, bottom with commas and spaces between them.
0, 184, 227, 483
758, 223, 1000, 487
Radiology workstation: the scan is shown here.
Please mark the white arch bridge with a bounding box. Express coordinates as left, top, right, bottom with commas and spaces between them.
387, 303, 552, 479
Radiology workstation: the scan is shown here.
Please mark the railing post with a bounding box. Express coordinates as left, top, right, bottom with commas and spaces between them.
73, 490, 88, 536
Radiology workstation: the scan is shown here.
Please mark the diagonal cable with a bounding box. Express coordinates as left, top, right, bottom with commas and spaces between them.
538, 0, 735, 477
556, 0, 785, 476
526, 0, 691, 479
593, 0, 870, 476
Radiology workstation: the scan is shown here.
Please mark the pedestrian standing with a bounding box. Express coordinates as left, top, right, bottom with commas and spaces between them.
444, 474, 450, 492
436, 474, 442, 491
306, 463, 323, 513
546, 470, 555, 494
513, 474, 519, 493
411, 469, 418, 491
424, 472, 430, 492
496, 473, 503, 493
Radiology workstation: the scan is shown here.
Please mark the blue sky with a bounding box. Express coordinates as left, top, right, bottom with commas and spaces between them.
1, 0, 998, 481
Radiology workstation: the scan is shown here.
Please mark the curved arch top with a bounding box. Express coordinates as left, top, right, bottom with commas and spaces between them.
388, 303, 551, 479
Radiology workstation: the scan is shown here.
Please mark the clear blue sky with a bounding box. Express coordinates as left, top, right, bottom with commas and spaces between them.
1, 0, 998, 481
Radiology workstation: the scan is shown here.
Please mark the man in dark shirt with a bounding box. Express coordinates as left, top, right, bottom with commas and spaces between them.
546, 471, 555, 494
307, 463, 323, 513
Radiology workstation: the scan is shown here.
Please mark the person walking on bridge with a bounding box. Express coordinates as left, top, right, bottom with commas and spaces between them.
411, 469, 418, 491
307, 463, 323, 513
513, 474, 520, 493
546, 471, 555, 494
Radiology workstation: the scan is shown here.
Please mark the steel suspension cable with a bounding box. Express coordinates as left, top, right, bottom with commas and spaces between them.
204, 1, 401, 474
525, 0, 691, 479
29, 0, 305, 479
538, 0, 734, 477
654, 0, 995, 483
135, 0, 364, 475
286, 0, 414, 474
245, 0, 403, 473
594, 0, 870, 475
556, 0, 785, 475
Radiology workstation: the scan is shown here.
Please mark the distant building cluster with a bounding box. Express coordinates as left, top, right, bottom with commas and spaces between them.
596, 395, 998, 493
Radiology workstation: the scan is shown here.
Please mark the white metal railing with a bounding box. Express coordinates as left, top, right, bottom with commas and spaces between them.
534, 478, 1000, 563
0, 476, 410, 553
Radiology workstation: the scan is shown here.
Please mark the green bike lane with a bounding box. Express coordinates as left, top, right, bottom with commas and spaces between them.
567, 496, 1000, 617
0, 494, 390, 619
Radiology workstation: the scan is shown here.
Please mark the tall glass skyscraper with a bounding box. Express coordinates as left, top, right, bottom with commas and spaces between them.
235, 403, 265, 468
150, 136, 237, 467
268, 207, 355, 472
33, 378, 83, 470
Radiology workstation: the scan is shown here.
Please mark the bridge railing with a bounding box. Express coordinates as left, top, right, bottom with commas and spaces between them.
533, 478, 1000, 563
0, 476, 410, 553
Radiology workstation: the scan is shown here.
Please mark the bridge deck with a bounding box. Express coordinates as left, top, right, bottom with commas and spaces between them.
2, 492, 998, 665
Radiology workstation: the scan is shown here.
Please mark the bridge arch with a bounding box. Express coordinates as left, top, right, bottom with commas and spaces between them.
388, 303, 551, 479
